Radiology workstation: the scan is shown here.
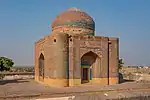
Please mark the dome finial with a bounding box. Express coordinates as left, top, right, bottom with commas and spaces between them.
67, 7, 82, 12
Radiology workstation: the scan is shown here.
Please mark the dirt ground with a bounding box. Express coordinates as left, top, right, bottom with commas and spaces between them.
0, 79, 150, 100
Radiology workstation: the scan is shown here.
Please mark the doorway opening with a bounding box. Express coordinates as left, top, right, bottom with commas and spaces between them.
82, 67, 89, 83
81, 51, 97, 84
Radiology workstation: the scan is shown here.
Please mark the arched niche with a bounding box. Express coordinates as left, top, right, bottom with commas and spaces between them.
81, 51, 99, 84
38, 53, 45, 80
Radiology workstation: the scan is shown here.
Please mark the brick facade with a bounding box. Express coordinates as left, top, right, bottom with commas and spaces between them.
35, 8, 119, 87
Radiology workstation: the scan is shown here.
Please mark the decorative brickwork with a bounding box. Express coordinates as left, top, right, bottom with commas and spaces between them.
52, 8, 95, 36
35, 8, 119, 87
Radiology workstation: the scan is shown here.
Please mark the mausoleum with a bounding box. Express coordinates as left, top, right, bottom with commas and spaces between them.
35, 8, 119, 87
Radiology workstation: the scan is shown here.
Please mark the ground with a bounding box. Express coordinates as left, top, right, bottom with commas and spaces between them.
0, 79, 150, 100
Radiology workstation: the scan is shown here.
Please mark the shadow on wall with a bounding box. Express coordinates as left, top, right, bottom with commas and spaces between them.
119, 73, 134, 83
0, 79, 29, 85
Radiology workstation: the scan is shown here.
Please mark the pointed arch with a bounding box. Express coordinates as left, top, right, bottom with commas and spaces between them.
39, 53, 44, 60
80, 50, 100, 59
81, 51, 98, 66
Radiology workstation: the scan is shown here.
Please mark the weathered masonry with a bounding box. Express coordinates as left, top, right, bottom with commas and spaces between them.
35, 8, 119, 87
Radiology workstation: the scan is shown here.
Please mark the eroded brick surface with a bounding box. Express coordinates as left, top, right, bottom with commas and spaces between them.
35, 8, 119, 87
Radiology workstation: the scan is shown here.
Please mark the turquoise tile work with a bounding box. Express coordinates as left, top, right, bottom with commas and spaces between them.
54, 20, 95, 30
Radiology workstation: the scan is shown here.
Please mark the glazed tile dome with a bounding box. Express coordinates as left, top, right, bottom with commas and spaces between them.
52, 8, 95, 35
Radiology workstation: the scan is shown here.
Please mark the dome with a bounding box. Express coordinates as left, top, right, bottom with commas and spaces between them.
51, 8, 95, 36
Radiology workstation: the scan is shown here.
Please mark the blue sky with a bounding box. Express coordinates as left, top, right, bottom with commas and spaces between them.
0, 0, 150, 66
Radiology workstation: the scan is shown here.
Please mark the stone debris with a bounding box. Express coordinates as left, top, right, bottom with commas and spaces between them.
3, 75, 34, 80
104, 93, 108, 96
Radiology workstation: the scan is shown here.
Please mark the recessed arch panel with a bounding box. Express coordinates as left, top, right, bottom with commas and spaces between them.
38, 53, 45, 81
81, 51, 99, 83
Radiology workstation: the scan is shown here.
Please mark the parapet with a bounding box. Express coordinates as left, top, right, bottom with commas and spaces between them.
71, 35, 109, 41
108, 37, 119, 41
35, 34, 51, 45
35, 32, 69, 45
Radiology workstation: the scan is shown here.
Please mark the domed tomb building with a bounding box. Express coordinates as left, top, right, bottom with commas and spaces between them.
35, 8, 119, 87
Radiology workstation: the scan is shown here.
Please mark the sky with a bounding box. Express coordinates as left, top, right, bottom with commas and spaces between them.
0, 0, 150, 66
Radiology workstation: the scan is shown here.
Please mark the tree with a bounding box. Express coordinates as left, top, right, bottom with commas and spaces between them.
0, 57, 14, 72
118, 58, 124, 69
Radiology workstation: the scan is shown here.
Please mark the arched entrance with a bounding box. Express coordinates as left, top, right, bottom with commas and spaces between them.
81, 51, 97, 84
39, 53, 44, 81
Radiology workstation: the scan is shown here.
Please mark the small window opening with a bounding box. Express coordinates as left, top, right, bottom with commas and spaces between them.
54, 39, 56, 42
